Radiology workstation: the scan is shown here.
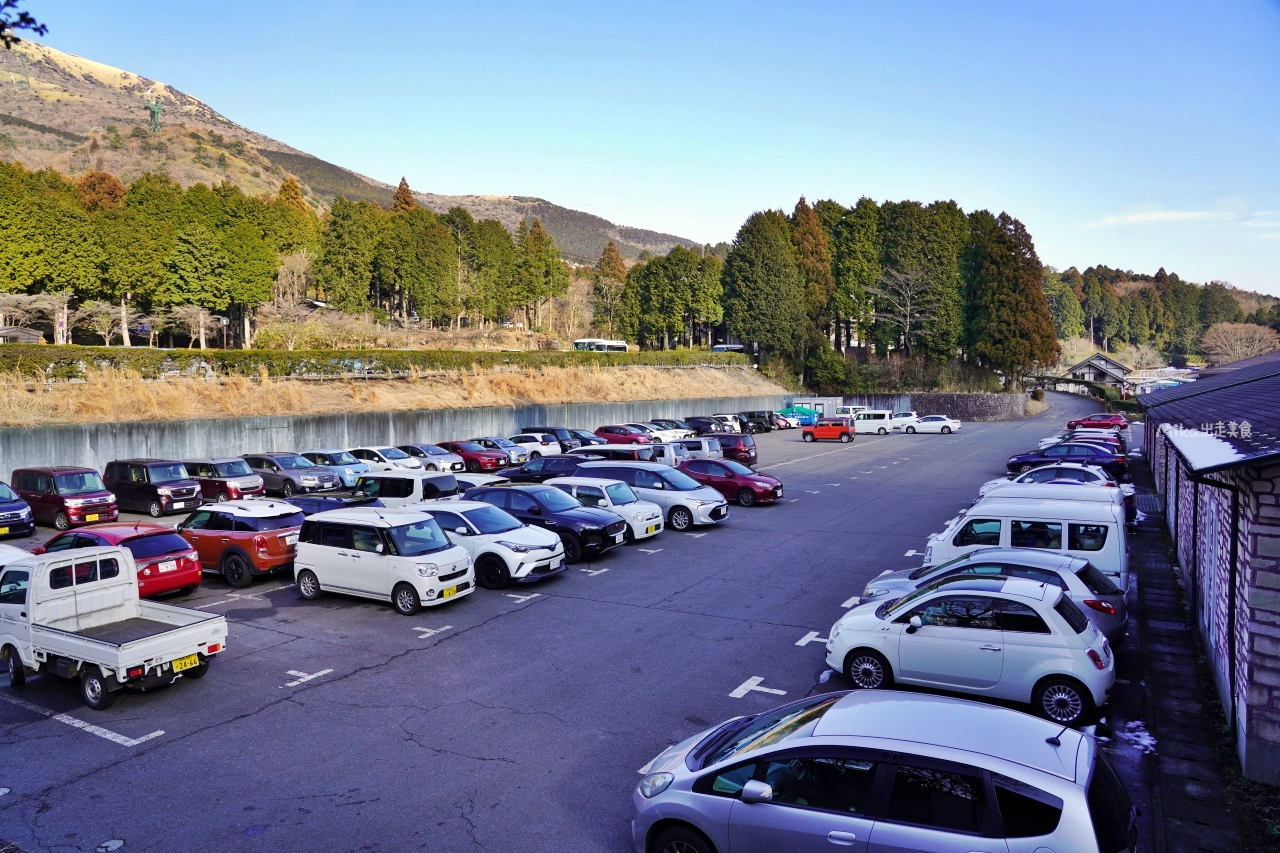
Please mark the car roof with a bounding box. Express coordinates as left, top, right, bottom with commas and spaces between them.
206, 499, 303, 517
349, 445, 397, 451
72, 522, 174, 539
945, 546, 1085, 572
969, 496, 1122, 520
576, 460, 667, 471
0, 542, 33, 562
982, 482, 1122, 503
421, 500, 493, 513
922, 574, 1057, 601
813, 691, 1083, 781
258, 451, 306, 457
183, 457, 248, 465
14, 466, 99, 474
299, 448, 347, 454
544, 476, 626, 488
304, 507, 437, 526
111, 458, 179, 464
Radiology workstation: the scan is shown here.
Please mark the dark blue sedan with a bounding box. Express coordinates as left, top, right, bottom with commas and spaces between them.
1006, 442, 1128, 479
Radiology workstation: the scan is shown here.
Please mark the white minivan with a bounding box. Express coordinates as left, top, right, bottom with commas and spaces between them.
294, 508, 474, 614
573, 461, 728, 531
352, 471, 460, 507
853, 410, 894, 434
924, 496, 1129, 590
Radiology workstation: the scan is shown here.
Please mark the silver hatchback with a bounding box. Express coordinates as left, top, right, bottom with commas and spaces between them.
633, 690, 1136, 853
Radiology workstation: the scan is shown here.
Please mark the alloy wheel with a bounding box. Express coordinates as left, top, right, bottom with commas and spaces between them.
847, 653, 887, 689
1040, 683, 1084, 723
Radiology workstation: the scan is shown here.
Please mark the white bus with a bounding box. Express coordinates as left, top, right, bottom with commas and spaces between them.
573, 338, 629, 352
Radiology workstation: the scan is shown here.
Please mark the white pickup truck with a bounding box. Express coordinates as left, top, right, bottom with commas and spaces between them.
0, 546, 227, 710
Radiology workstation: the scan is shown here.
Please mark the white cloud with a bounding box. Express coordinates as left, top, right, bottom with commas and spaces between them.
1087, 209, 1231, 227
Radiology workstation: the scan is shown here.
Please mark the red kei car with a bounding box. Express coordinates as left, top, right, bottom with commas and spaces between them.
436, 441, 511, 473
1067, 413, 1129, 431
679, 459, 783, 507
594, 425, 653, 445
802, 418, 855, 443
33, 523, 201, 598
175, 500, 304, 588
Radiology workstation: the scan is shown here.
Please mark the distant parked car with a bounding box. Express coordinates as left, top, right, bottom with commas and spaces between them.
436, 441, 510, 473
103, 459, 204, 518
241, 452, 341, 497
565, 428, 608, 447
908, 414, 962, 434
1067, 412, 1129, 431
737, 411, 774, 433
397, 443, 467, 472
680, 458, 783, 506
545, 476, 664, 542
299, 449, 370, 487
470, 437, 528, 465
35, 522, 202, 598
497, 455, 595, 483
889, 410, 919, 430
803, 417, 855, 443
183, 457, 268, 501
517, 426, 584, 453
13, 467, 117, 530
463, 483, 628, 564
595, 425, 653, 444
773, 413, 797, 429
648, 418, 695, 437
567, 445, 656, 462
1039, 428, 1128, 452
624, 423, 685, 443
0, 481, 35, 538
348, 446, 424, 472
176, 500, 305, 588
853, 409, 894, 434
646, 443, 690, 467
684, 416, 731, 436
711, 414, 744, 433
715, 433, 758, 465
1006, 442, 1127, 479
573, 461, 729, 531
980, 461, 1134, 498
675, 437, 724, 459
508, 433, 562, 458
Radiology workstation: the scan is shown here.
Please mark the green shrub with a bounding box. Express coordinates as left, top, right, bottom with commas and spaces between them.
1031, 387, 1045, 401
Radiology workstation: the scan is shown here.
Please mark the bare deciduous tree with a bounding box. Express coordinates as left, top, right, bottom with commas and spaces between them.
1201, 322, 1279, 366
168, 304, 214, 350
31, 291, 73, 344
1128, 342, 1166, 370
274, 250, 313, 307
74, 300, 129, 346
866, 268, 938, 358
0, 293, 42, 328
256, 303, 313, 351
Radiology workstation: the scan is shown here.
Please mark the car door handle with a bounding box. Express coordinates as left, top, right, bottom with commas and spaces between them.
220, 537, 229, 542
827, 831, 857, 845
979, 644, 1001, 651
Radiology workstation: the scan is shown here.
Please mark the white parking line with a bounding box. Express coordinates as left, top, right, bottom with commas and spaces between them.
729, 677, 787, 698
685, 533, 708, 538
0, 694, 164, 747
638, 549, 663, 554
904, 549, 918, 557
841, 595, 861, 608
758, 437, 891, 469
795, 631, 829, 647
505, 592, 541, 604
414, 625, 452, 640
579, 567, 609, 576
283, 669, 332, 687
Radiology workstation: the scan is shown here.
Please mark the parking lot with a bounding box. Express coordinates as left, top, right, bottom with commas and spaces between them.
0, 392, 1107, 853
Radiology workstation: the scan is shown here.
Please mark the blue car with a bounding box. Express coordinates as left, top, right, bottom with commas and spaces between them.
300, 449, 370, 488
0, 481, 35, 538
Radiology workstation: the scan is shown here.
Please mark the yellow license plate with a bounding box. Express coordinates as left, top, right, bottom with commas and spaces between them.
171, 654, 200, 672
441, 585, 457, 598
646, 525, 659, 534
0, 527, 8, 535
85, 514, 99, 522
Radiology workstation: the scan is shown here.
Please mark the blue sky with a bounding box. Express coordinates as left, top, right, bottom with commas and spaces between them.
26, 1, 1280, 293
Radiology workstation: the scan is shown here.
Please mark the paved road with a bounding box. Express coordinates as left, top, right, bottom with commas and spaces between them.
0, 392, 1100, 853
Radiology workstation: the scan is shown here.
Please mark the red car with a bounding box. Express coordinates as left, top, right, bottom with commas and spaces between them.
679, 459, 783, 507
1067, 413, 1128, 430
594, 425, 653, 445
12, 467, 119, 531
437, 441, 510, 473
715, 433, 759, 465
176, 501, 303, 588
182, 457, 267, 502
34, 523, 202, 598
802, 418, 855, 443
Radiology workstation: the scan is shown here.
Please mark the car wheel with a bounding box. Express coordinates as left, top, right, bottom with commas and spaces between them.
426, 464, 438, 472
392, 583, 421, 615
281, 480, 296, 498
476, 555, 512, 590
844, 649, 894, 690
630, 439, 640, 444
296, 569, 322, 599
736, 488, 756, 508
561, 533, 583, 565
623, 526, 636, 545
4, 645, 26, 688
147, 500, 164, 518
877, 427, 888, 435
1019, 463, 1036, 473
215, 491, 229, 502
802, 433, 815, 442
905, 426, 916, 434
1034, 677, 1093, 726
530, 451, 541, 459
183, 657, 210, 679
653, 824, 715, 853
669, 506, 694, 532
221, 552, 254, 589
53, 511, 70, 531
467, 460, 480, 473
839, 433, 852, 443
941, 426, 952, 434
80, 668, 115, 711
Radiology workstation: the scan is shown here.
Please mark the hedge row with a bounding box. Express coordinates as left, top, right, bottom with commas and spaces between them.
0, 345, 751, 380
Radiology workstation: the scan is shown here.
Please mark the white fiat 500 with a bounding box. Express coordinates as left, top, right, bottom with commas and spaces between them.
545, 476, 664, 542
420, 500, 566, 590
825, 575, 1113, 726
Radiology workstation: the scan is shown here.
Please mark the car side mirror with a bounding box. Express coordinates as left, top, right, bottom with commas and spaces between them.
375, 543, 384, 553
906, 615, 923, 634
455, 527, 470, 536
740, 780, 774, 804
528, 506, 542, 515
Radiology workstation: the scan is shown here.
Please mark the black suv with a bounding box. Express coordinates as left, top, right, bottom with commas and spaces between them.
685, 416, 730, 436
103, 459, 204, 518
739, 411, 775, 433
518, 427, 584, 453
462, 484, 628, 564
497, 455, 602, 483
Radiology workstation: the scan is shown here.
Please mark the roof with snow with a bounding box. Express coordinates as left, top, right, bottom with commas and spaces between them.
1065, 353, 1132, 381
1197, 349, 1280, 378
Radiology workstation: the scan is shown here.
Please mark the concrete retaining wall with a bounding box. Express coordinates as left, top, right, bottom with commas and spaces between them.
909, 392, 1027, 422
0, 394, 786, 482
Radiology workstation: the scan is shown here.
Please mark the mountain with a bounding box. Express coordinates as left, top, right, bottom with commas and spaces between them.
0, 42, 698, 262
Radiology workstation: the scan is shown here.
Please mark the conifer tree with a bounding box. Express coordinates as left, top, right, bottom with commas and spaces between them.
721, 210, 805, 358
791, 197, 835, 346
392, 177, 417, 213
597, 241, 627, 283
316, 196, 380, 311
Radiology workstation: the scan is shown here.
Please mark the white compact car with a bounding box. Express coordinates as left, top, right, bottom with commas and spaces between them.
826, 574, 1114, 726
979, 461, 1135, 498
625, 423, 685, 444
546, 476, 664, 542
420, 500, 566, 589
574, 461, 729, 531
508, 433, 563, 458
908, 414, 962, 434
889, 410, 919, 430
347, 446, 424, 472
294, 507, 473, 614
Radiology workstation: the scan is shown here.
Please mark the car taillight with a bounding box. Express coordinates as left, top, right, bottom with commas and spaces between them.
207, 643, 221, 654
126, 665, 144, 679
1084, 599, 1117, 615
1087, 649, 1107, 670
253, 534, 269, 556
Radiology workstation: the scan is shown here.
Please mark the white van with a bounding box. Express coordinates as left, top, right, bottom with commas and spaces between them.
294, 508, 474, 614
352, 471, 459, 507
853, 409, 893, 434
924, 496, 1129, 590
835, 405, 867, 418
977, 481, 1126, 513
647, 443, 690, 467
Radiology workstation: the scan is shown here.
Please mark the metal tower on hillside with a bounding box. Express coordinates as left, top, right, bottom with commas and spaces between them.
17, 53, 31, 90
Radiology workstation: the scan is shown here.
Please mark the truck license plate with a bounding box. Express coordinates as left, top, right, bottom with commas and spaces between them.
158, 560, 177, 573
441, 585, 457, 598
84, 514, 99, 522
172, 654, 200, 672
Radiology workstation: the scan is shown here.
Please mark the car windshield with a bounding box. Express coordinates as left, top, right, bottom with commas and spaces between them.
214, 460, 253, 477
454, 442, 485, 453
124, 532, 191, 559
661, 469, 704, 491
328, 451, 360, 465
255, 512, 305, 532
908, 555, 969, 581
54, 472, 106, 495
147, 463, 190, 484
277, 456, 315, 470
703, 695, 842, 767
0, 483, 17, 502
605, 483, 639, 505
722, 460, 755, 476
422, 445, 450, 456
487, 438, 517, 448
532, 488, 582, 512
462, 505, 522, 534
384, 518, 450, 556
882, 581, 951, 618
381, 447, 410, 460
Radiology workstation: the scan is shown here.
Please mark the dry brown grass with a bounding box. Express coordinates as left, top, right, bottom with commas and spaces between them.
0, 365, 786, 427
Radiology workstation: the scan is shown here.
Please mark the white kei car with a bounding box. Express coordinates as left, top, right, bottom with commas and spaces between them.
420, 500, 566, 589
906, 415, 961, 434
825, 574, 1114, 726
545, 476, 664, 542
347, 446, 424, 472
508, 433, 563, 458
979, 461, 1135, 498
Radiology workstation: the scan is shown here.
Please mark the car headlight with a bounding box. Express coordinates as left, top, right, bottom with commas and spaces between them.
496, 541, 533, 553
692, 499, 719, 506
830, 622, 843, 640
343, 468, 353, 476
156, 488, 172, 496
632, 512, 646, 521
416, 563, 439, 577
638, 773, 674, 799
301, 476, 318, 483
20, 507, 31, 518
864, 587, 889, 598
106, 493, 116, 502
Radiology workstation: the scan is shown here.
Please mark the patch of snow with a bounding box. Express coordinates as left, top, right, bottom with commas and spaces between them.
818, 669, 833, 684
1161, 423, 1247, 471
1117, 720, 1157, 754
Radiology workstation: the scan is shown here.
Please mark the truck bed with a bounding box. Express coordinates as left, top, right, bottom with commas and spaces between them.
76, 618, 177, 646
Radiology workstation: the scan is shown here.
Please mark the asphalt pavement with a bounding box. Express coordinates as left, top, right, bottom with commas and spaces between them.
0, 391, 1102, 853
